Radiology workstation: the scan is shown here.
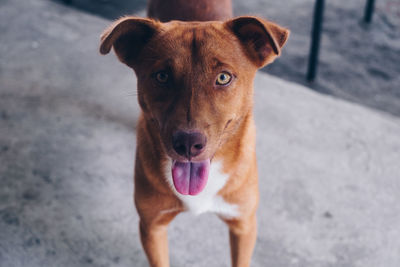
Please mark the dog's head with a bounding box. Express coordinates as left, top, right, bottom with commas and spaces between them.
100, 17, 288, 195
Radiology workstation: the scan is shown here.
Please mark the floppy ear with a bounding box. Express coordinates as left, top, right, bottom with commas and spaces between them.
225, 16, 289, 68
100, 17, 160, 67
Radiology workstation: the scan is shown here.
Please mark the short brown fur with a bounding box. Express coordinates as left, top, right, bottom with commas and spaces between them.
100, 1, 289, 266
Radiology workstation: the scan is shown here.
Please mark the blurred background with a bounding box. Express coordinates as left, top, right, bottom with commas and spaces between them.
53, 0, 400, 116
1, 0, 400, 266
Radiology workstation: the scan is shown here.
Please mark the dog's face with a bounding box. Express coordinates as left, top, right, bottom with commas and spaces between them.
100, 17, 288, 194
132, 21, 261, 164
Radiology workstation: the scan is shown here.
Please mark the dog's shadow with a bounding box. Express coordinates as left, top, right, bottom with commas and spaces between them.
53, 0, 147, 20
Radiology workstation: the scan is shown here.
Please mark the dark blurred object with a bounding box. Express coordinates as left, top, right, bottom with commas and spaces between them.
307, 0, 376, 82
364, 0, 376, 23
57, 0, 147, 19
148, 0, 232, 22
307, 0, 324, 82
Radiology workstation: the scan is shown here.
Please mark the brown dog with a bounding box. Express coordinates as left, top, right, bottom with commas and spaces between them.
100, 0, 288, 266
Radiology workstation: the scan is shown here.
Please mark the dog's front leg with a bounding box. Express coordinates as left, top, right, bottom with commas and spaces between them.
139, 211, 179, 267
224, 213, 257, 267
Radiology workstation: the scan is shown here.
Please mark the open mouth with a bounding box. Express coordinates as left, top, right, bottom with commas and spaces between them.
171, 159, 210, 195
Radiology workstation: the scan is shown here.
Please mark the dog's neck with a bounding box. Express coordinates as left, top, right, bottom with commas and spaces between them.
147, 0, 233, 22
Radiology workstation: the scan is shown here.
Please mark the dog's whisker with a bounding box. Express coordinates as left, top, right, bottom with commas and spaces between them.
123, 90, 139, 97
125, 93, 138, 97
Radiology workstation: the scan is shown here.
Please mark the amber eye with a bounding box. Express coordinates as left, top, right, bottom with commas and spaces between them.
156, 72, 169, 83
216, 72, 232, 86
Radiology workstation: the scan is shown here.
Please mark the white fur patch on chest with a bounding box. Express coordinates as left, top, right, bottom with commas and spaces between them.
164, 160, 239, 219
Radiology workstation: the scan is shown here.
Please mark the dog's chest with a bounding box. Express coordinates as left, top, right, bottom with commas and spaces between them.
165, 161, 239, 219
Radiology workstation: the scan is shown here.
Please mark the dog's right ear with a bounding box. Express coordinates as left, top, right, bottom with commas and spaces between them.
100, 17, 160, 67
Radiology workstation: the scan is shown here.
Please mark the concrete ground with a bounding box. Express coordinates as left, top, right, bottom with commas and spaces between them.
1, 0, 400, 266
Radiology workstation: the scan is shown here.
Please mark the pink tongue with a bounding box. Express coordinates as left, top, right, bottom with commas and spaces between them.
171, 159, 210, 195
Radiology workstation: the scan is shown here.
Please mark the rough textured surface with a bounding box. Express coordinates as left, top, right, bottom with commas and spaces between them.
1, 0, 400, 266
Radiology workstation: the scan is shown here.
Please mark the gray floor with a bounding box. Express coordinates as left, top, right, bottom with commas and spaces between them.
1, 0, 400, 266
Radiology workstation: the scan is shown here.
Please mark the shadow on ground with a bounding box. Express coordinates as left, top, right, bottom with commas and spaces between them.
52, 0, 147, 20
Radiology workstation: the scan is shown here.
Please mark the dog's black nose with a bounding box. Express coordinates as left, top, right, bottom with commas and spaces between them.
172, 131, 207, 159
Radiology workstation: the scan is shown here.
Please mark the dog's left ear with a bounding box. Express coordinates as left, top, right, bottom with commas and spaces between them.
225, 16, 289, 68
100, 17, 160, 68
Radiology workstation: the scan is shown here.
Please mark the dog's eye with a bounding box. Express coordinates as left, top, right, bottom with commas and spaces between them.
216, 72, 232, 86
155, 72, 169, 83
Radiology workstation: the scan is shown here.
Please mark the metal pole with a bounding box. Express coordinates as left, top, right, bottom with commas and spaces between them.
306, 0, 325, 82
364, 0, 376, 23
